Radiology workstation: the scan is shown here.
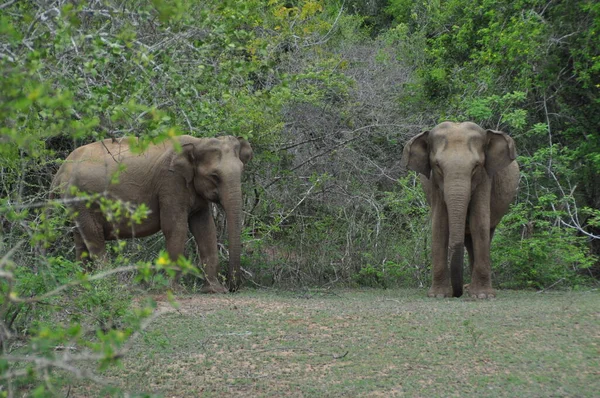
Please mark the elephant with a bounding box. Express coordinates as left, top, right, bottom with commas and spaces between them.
402, 122, 519, 298
51, 135, 253, 293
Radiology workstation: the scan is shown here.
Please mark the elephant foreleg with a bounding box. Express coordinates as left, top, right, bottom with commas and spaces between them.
429, 196, 452, 298
188, 209, 227, 294
469, 234, 494, 298
467, 190, 495, 298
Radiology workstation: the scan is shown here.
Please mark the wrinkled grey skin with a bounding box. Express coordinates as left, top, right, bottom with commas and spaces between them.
52, 135, 252, 293
402, 122, 519, 298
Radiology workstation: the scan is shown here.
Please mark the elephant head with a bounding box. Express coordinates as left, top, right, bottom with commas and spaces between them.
402, 122, 516, 297
170, 136, 253, 291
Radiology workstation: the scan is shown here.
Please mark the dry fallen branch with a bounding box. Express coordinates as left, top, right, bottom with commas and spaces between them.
333, 350, 349, 359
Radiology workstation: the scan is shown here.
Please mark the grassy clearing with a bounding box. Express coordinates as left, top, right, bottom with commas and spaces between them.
64, 288, 598, 397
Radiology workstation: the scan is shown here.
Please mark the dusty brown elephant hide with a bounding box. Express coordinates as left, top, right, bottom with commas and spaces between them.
51, 135, 252, 293
402, 122, 519, 298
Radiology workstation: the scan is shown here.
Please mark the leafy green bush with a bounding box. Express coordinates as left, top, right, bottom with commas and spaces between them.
492, 205, 597, 290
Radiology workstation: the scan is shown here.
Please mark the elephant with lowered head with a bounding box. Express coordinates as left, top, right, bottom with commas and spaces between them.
402, 122, 519, 298
51, 135, 253, 293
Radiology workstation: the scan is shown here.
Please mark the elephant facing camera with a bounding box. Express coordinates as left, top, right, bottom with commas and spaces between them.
402, 121, 519, 298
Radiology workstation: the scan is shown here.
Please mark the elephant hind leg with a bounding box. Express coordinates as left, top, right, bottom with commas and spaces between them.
75, 217, 107, 268
465, 234, 475, 275
74, 230, 89, 262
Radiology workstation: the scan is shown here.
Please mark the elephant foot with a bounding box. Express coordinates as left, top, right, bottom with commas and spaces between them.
200, 280, 228, 294
427, 285, 453, 298
465, 285, 496, 299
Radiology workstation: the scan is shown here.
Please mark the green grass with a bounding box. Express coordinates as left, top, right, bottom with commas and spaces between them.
64, 288, 599, 397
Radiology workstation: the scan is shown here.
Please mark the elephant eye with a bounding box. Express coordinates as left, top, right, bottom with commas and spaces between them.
434, 160, 443, 175
210, 173, 221, 183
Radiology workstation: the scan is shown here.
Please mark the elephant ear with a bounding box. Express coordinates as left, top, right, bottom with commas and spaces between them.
402, 131, 431, 178
237, 137, 253, 165
485, 129, 517, 176
169, 142, 196, 184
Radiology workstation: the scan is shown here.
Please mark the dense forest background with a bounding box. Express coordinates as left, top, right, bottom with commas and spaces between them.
1, 0, 599, 391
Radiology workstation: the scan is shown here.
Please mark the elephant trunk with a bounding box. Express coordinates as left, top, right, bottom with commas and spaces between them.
445, 181, 471, 298
221, 178, 243, 292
